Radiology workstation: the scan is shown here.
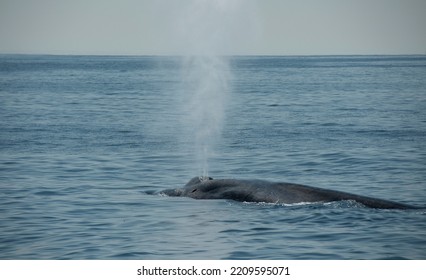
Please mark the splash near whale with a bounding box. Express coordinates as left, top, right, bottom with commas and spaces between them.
161, 177, 420, 209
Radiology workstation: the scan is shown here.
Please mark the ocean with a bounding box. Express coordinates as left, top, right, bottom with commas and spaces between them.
0, 55, 425, 259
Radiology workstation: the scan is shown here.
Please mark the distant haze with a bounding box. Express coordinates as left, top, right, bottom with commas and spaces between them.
0, 0, 425, 55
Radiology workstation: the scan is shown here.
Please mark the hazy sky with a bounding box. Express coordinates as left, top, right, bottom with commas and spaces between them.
1, 0, 425, 55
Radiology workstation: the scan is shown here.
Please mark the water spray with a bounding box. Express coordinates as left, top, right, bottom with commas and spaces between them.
175, 0, 257, 177
177, 1, 234, 177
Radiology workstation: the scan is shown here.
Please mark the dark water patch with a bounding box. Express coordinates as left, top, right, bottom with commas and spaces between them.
110, 252, 152, 259
33, 190, 60, 196
226, 250, 258, 260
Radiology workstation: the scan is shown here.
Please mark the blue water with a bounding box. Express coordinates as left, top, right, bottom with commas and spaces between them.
1, 55, 425, 259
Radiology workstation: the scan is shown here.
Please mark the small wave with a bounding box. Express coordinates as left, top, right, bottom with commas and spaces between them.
322, 200, 367, 209
241, 200, 368, 209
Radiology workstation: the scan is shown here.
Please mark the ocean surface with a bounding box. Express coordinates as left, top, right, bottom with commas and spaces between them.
1, 55, 425, 259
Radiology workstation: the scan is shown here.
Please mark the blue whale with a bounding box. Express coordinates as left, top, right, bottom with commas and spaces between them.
160, 177, 419, 209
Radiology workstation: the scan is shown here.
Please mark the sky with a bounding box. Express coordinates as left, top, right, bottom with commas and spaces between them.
0, 0, 425, 55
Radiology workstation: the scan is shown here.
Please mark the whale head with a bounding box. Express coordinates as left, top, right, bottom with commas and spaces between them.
160, 177, 213, 197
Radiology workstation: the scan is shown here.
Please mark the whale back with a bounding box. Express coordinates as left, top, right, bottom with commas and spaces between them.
160, 177, 420, 209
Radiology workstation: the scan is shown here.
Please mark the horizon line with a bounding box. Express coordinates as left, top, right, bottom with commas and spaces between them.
1, 52, 426, 57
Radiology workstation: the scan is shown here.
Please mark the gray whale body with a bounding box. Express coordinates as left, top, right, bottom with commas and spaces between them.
161, 177, 419, 209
